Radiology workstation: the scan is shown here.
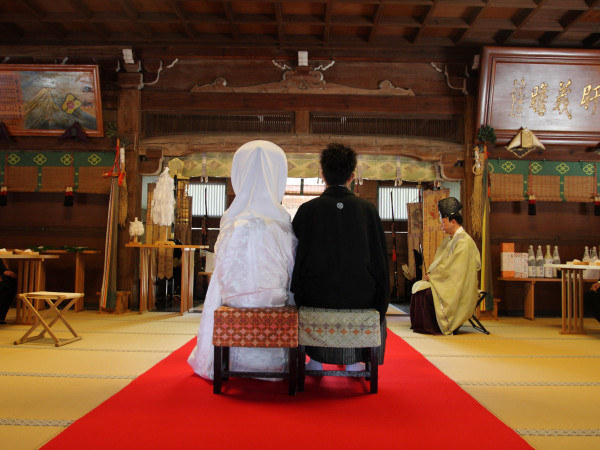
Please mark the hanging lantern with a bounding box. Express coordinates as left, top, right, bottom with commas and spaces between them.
64, 186, 74, 207
0, 185, 7, 206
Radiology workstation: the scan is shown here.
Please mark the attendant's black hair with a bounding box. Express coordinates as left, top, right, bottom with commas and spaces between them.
320, 143, 357, 186
448, 213, 463, 225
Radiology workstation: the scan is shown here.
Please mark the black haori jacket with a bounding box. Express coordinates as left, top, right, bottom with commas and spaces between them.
291, 185, 390, 322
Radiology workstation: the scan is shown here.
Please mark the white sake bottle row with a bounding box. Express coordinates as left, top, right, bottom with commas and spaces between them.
528, 245, 560, 278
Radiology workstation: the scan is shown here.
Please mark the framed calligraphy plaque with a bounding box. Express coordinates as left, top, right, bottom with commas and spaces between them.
477, 47, 600, 147
0, 64, 103, 137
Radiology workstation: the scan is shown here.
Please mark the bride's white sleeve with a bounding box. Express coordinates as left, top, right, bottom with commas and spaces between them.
187, 267, 222, 380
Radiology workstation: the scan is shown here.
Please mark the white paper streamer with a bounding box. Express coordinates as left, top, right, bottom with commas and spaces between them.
129, 217, 144, 237
151, 167, 175, 226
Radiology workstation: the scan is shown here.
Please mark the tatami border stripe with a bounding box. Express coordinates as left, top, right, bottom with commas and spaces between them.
404, 335, 598, 341
424, 354, 600, 358
0, 344, 172, 353
517, 429, 600, 436
0, 418, 73, 427
0, 371, 136, 380
459, 381, 600, 387
0, 329, 196, 336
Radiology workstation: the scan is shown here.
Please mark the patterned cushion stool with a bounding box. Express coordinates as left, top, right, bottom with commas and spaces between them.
298, 307, 381, 394
212, 305, 299, 395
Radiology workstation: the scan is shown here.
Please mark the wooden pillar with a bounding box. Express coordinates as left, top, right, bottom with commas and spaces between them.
116, 73, 142, 308
295, 110, 310, 134
463, 94, 475, 235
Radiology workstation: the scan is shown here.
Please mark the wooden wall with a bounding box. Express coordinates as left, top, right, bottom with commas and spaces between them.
2, 56, 470, 310
490, 198, 600, 316
0, 192, 107, 306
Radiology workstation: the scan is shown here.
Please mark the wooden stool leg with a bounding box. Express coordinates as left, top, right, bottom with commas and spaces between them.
370, 347, 379, 394
288, 347, 298, 396
213, 346, 223, 394
223, 346, 230, 381
297, 345, 306, 392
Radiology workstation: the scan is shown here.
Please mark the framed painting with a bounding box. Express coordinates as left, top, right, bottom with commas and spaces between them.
0, 64, 103, 137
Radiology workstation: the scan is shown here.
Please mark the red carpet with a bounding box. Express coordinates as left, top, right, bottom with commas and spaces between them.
43, 331, 531, 449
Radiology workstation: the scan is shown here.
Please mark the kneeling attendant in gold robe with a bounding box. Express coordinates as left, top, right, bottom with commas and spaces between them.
410, 197, 481, 335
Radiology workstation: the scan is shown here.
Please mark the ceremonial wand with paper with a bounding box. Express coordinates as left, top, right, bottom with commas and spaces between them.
390, 192, 400, 302
419, 243, 428, 279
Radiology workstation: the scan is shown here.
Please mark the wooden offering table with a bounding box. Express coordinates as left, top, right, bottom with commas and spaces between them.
498, 277, 561, 320
544, 264, 600, 334
0, 253, 60, 324
43, 249, 101, 311
14, 292, 84, 347
499, 275, 598, 321
126, 243, 207, 315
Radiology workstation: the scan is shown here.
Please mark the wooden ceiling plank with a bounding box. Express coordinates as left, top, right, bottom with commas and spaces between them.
543, 0, 600, 45
582, 32, 600, 47
368, 0, 385, 44
221, 0, 240, 41
166, 0, 198, 40
0, 21, 24, 41
323, 0, 333, 46
498, 0, 550, 45
274, 1, 286, 45
413, 0, 440, 44
455, 0, 491, 45
19, 0, 68, 40
116, 0, 153, 40
64, 0, 110, 41
1, 0, 600, 58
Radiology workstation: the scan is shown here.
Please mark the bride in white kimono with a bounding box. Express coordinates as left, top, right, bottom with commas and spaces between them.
187, 140, 296, 380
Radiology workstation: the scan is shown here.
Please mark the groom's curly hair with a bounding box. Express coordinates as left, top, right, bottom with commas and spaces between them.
320, 143, 357, 186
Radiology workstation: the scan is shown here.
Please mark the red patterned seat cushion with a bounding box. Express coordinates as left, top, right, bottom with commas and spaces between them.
212, 306, 298, 348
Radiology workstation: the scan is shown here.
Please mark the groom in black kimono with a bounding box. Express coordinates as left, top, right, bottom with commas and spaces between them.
291, 143, 389, 370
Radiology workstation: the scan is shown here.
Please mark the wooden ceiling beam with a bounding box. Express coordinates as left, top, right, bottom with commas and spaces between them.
323, 0, 333, 46
583, 32, 600, 48
413, 0, 439, 45
19, 0, 68, 40
541, 0, 600, 46
221, 0, 240, 42
274, 1, 286, 46
455, 0, 491, 45
116, 0, 153, 40
64, 0, 110, 41
166, 0, 198, 41
0, 22, 24, 41
139, 133, 464, 160
498, 0, 550, 45
368, 1, 385, 44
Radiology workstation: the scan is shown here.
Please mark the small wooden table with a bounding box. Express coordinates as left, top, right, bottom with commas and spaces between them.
498, 277, 561, 320
498, 275, 598, 321
1, 253, 60, 324
126, 243, 207, 315
545, 264, 600, 334
14, 291, 84, 347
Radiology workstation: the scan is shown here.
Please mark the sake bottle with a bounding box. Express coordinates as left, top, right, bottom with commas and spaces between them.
583, 246, 591, 262
591, 246, 598, 261
552, 246, 560, 277
527, 245, 536, 278
543, 245, 553, 278
535, 245, 544, 278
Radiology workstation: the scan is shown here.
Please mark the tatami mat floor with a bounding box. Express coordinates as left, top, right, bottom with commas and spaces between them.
1, 307, 599, 450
